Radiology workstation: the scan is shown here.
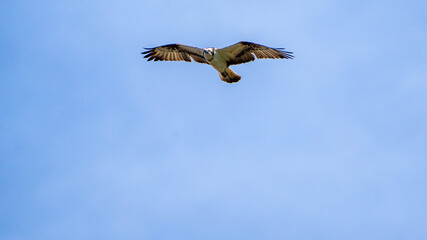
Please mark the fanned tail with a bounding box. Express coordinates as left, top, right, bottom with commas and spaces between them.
219, 68, 241, 83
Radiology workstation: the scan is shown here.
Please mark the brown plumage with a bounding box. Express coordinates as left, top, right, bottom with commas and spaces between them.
217, 41, 294, 66
142, 44, 208, 64
141, 41, 293, 83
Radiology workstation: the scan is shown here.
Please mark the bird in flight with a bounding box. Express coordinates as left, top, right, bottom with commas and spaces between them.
141, 41, 293, 83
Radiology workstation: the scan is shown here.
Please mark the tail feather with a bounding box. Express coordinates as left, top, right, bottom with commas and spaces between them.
219, 68, 241, 83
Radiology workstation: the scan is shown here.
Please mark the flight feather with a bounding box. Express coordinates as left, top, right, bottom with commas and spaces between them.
141, 44, 208, 64
217, 41, 294, 66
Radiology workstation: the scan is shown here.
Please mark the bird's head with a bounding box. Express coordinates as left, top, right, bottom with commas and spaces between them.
203, 48, 216, 59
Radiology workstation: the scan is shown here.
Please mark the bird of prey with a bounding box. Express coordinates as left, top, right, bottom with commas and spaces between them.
141, 41, 293, 83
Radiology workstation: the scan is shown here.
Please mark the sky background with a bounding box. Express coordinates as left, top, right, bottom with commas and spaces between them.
1, 0, 427, 239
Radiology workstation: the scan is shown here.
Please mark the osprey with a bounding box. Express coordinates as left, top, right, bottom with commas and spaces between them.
142, 41, 293, 83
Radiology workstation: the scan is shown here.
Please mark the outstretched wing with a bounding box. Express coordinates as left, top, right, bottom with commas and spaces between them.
141, 44, 208, 64
217, 41, 294, 66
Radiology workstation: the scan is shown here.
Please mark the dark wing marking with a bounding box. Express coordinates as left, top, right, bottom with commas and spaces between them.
217, 41, 294, 66
141, 44, 208, 64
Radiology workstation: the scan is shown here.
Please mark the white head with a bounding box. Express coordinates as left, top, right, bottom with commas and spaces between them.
203, 47, 216, 61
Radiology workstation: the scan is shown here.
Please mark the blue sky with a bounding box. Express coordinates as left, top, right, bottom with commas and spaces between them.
1, 0, 427, 239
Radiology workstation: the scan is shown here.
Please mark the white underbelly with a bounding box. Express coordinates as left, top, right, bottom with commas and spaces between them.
208, 54, 227, 72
